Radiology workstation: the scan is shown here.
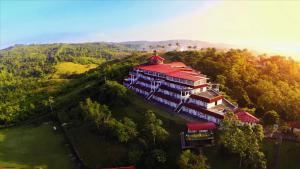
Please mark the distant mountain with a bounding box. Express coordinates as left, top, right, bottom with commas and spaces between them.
119, 39, 237, 51
1, 40, 238, 53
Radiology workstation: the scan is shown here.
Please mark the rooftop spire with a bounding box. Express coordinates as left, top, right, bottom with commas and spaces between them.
149, 50, 164, 65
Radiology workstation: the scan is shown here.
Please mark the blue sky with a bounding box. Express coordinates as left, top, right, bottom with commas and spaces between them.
1, 0, 300, 59
0, 0, 205, 47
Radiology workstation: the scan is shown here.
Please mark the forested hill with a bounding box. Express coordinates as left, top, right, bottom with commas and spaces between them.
1, 44, 300, 168
0, 43, 136, 124
0, 43, 299, 126
163, 49, 300, 121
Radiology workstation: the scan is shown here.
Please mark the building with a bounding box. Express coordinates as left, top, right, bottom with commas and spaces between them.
124, 53, 256, 124
180, 122, 216, 149
235, 111, 260, 126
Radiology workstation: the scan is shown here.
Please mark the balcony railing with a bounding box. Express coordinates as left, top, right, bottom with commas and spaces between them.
185, 132, 214, 141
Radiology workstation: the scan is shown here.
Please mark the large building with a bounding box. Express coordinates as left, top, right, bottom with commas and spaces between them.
124, 53, 257, 124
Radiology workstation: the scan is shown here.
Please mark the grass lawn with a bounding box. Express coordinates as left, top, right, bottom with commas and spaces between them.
68, 126, 128, 169
51, 62, 98, 79
0, 124, 76, 169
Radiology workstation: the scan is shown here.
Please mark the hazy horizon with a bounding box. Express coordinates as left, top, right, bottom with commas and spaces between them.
1, 0, 299, 59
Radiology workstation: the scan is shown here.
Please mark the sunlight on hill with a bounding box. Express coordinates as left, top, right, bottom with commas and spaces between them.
51, 62, 98, 79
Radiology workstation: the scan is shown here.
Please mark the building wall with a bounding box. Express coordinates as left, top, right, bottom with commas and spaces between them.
182, 106, 220, 124
152, 96, 177, 108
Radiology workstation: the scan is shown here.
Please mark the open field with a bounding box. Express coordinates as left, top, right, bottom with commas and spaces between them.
51, 62, 98, 79
0, 124, 76, 169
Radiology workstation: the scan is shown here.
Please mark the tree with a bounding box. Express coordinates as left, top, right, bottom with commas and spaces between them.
178, 150, 210, 169
99, 80, 129, 106
144, 110, 169, 144
113, 117, 138, 143
80, 98, 111, 127
218, 112, 266, 169
263, 110, 279, 126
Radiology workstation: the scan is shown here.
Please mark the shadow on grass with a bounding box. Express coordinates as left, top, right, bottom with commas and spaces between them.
0, 124, 76, 169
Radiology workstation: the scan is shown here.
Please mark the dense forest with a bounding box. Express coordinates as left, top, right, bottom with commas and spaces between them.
0, 44, 299, 125
164, 49, 300, 121
0, 43, 134, 124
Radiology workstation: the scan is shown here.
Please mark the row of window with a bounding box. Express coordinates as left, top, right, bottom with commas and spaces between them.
159, 89, 182, 99
134, 88, 149, 96
152, 96, 177, 108
138, 82, 151, 88
182, 107, 219, 123
188, 98, 208, 107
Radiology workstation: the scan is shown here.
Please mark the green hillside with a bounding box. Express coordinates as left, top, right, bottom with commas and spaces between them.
0, 45, 299, 169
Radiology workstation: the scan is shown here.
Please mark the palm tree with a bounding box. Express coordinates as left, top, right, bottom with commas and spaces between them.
176, 42, 180, 51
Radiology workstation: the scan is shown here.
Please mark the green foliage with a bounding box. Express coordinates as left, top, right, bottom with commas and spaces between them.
80, 98, 112, 127
144, 110, 169, 144
164, 50, 300, 121
0, 43, 136, 125
263, 110, 280, 126
218, 112, 266, 169
178, 150, 210, 169
99, 80, 130, 106
112, 117, 138, 143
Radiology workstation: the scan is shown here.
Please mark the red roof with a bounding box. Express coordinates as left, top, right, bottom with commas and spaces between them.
190, 94, 224, 103
135, 62, 206, 82
136, 64, 176, 74
187, 122, 217, 131
236, 111, 259, 123
167, 71, 205, 81
289, 121, 300, 129
150, 55, 165, 61
168, 62, 186, 67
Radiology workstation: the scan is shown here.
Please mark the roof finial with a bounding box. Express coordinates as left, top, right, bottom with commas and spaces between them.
153, 50, 158, 56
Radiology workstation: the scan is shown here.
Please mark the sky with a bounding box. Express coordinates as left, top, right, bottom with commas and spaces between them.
1, 0, 300, 59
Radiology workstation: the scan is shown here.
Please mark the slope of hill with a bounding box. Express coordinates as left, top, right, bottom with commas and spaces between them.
0, 43, 299, 169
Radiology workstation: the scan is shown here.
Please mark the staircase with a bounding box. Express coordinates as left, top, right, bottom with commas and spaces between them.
174, 98, 189, 113
174, 102, 184, 113
128, 77, 139, 89
146, 86, 160, 100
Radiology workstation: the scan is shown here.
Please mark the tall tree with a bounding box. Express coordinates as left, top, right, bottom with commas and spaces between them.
263, 110, 280, 126
218, 112, 266, 169
144, 110, 169, 144
80, 98, 111, 127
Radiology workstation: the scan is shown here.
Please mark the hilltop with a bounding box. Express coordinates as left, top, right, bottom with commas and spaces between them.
0, 43, 300, 169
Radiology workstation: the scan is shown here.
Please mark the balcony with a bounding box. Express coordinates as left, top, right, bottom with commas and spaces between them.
185, 132, 214, 141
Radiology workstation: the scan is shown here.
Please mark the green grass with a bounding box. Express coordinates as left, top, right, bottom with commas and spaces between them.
68, 126, 128, 169
51, 62, 98, 79
0, 124, 76, 169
